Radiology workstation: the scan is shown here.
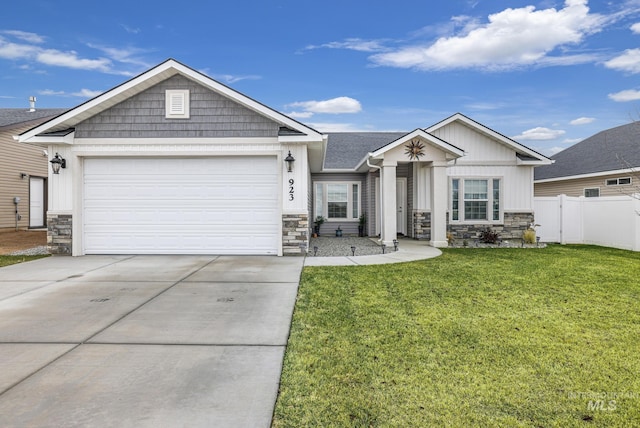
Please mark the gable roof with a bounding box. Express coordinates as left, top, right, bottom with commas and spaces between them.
535, 121, 640, 181
0, 108, 67, 128
18, 59, 324, 144
428, 113, 553, 165
368, 128, 465, 160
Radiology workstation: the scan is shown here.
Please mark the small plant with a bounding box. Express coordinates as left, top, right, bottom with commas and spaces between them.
462, 239, 469, 247
359, 213, 367, 226
523, 222, 540, 244
315, 216, 326, 226
479, 227, 500, 244
447, 232, 454, 246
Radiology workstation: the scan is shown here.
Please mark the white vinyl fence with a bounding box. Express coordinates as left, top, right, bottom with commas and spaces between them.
534, 195, 640, 251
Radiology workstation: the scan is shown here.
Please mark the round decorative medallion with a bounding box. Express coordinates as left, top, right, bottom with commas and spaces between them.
405, 139, 425, 160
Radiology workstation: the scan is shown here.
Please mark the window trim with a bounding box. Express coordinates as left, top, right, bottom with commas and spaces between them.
450, 177, 502, 223
314, 181, 361, 221
605, 177, 632, 186
584, 187, 600, 198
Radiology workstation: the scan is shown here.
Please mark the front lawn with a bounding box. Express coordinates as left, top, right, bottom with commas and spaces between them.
0, 255, 49, 268
273, 245, 640, 427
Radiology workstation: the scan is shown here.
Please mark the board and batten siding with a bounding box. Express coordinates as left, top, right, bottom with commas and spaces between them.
447, 165, 535, 211
311, 172, 367, 236
75, 74, 282, 139
431, 121, 515, 162
0, 121, 49, 230
535, 173, 637, 198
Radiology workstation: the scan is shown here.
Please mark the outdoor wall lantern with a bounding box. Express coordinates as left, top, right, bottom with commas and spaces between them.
284, 151, 295, 173
50, 153, 66, 174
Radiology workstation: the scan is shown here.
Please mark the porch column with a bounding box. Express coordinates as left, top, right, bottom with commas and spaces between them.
381, 160, 397, 246
430, 161, 448, 247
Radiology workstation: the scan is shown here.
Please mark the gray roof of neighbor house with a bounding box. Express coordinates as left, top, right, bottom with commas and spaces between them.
323, 132, 407, 169
0, 109, 67, 128
534, 121, 640, 181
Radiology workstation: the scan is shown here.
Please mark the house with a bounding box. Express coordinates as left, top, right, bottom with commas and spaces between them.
0, 105, 67, 232
535, 121, 640, 198
18, 59, 552, 256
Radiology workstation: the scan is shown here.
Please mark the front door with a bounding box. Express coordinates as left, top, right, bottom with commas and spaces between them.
29, 177, 45, 228
396, 178, 407, 235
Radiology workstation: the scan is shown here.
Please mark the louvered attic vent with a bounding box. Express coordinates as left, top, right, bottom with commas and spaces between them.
165, 89, 190, 119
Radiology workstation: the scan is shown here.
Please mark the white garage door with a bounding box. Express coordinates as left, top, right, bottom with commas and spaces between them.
83, 157, 280, 255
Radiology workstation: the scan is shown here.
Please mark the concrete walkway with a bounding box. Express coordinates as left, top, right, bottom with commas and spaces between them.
0, 255, 304, 428
304, 238, 442, 266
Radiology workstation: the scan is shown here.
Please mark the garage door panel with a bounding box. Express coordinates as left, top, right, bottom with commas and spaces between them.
83, 157, 280, 255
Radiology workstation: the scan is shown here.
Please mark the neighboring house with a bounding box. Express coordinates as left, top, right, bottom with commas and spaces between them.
18, 59, 551, 256
0, 106, 67, 232
535, 121, 640, 198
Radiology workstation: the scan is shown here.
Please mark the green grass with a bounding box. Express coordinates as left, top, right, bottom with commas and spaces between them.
273, 245, 640, 427
0, 254, 49, 268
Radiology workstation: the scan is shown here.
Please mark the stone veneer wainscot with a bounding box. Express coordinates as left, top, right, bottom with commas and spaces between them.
282, 213, 308, 256
47, 213, 72, 255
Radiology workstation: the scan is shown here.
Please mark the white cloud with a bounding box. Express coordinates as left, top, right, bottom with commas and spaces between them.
604, 48, 640, 74
570, 117, 595, 125
563, 138, 583, 144
304, 38, 388, 53
287, 111, 314, 119
2, 30, 45, 44
608, 89, 640, 102
287, 97, 362, 116
548, 146, 566, 155
37, 49, 112, 72
632, 22, 640, 34
512, 127, 566, 140
121, 24, 141, 34
72, 88, 102, 98
38, 88, 102, 98
370, 0, 608, 71
307, 122, 367, 132
212, 73, 262, 84
0, 30, 145, 75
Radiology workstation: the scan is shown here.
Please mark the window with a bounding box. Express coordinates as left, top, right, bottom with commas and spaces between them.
606, 177, 632, 186
165, 89, 190, 119
451, 178, 501, 222
584, 188, 600, 197
315, 182, 360, 220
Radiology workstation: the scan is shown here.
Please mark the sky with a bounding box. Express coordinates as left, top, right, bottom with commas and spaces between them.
2, 0, 640, 156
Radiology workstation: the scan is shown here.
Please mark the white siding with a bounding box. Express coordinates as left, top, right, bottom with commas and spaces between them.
432, 122, 514, 163
447, 165, 534, 211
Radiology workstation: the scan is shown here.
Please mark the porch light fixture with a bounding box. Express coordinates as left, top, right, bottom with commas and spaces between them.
381, 244, 386, 254
284, 151, 295, 173
313, 246, 318, 256
50, 153, 66, 174
393, 239, 398, 252
350, 246, 356, 256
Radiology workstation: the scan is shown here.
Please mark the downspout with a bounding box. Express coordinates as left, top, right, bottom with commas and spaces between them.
366, 155, 382, 242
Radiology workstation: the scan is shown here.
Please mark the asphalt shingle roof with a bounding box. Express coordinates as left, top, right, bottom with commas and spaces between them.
0, 109, 67, 128
534, 121, 640, 181
323, 132, 407, 169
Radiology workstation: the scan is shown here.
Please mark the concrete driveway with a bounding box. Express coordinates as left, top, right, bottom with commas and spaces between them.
0, 255, 304, 427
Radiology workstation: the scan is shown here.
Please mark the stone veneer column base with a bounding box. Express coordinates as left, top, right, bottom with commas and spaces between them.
47, 212, 72, 255
282, 213, 309, 256
412, 210, 431, 240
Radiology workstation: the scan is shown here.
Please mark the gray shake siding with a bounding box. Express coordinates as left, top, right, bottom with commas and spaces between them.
75, 75, 281, 138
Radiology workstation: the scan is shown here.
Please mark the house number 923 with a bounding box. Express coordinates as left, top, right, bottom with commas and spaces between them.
288, 178, 295, 201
